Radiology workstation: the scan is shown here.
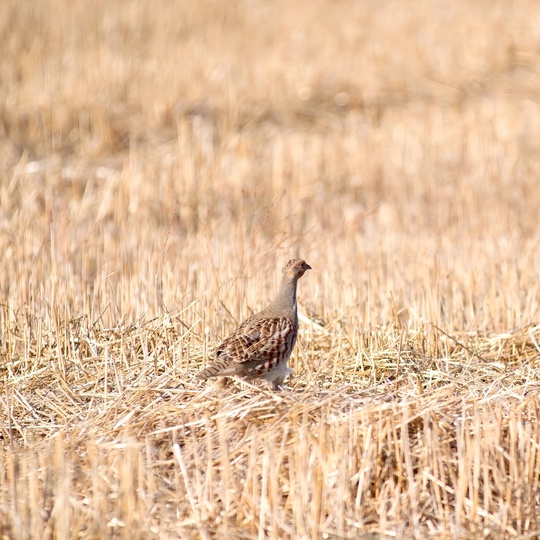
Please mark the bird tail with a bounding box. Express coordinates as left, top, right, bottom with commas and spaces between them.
196, 364, 222, 380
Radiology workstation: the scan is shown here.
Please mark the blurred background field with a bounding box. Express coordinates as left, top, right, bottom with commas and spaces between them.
1, 0, 540, 538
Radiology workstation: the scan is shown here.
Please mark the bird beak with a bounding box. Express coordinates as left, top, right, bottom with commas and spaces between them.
305, 264, 312, 270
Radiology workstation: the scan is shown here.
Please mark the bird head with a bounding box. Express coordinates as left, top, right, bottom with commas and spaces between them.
282, 258, 312, 279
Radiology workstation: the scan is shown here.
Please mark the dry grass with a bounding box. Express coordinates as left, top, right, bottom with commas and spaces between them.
2, 0, 540, 537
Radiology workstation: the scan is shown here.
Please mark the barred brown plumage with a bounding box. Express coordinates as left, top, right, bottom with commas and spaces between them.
197, 258, 311, 390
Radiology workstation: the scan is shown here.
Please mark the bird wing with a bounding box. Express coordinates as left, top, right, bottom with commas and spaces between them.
215, 316, 294, 366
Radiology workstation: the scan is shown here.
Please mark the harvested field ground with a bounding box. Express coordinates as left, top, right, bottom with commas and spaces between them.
2, 1, 540, 538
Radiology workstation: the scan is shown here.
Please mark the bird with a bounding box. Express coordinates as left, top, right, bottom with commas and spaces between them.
197, 258, 312, 390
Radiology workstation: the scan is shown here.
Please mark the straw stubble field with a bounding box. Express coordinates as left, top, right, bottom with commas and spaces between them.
2, 0, 540, 538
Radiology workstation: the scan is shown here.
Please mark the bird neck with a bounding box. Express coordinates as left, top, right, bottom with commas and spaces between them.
270, 275, 298, 314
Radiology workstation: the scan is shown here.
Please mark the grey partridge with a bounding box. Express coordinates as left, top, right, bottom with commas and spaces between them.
197, 258, 311, 390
